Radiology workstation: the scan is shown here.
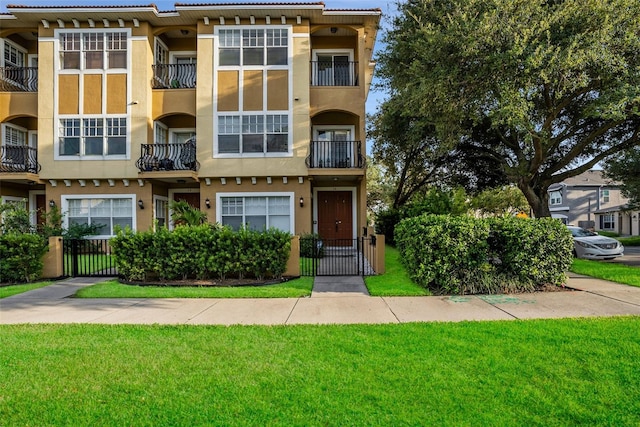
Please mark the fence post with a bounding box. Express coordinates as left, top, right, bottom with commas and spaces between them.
71, 239, 79, 277
374, 234, 386, 274
284, 235, 300, 277
41, 236, 64, 279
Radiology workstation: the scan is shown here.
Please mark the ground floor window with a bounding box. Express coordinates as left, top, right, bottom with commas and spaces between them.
218, 193, 292, 232
63, 196, 134, 236
154, 197, 168, 228
600, 214, 615, 230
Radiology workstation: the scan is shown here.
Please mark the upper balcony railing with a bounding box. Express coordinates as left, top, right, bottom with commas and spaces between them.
310, 61, 358, 86
151, 64, 197, 89
0, 145, 40, 173
135, 139, 199, 172
0, 67, 38, 92
305, 140, 364, 169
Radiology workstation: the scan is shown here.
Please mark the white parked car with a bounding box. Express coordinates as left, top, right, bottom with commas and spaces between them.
567, 226, 624, 260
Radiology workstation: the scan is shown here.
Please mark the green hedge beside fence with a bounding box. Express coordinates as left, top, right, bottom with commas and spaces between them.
395, 215, 573, 295
0, 233, 48, 283
110, 225, 291, 282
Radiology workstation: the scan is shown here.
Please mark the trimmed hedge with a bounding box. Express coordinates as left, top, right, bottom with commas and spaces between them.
110, 225, 291, 282
0, 233, 48, 283
395, 215, 573, 295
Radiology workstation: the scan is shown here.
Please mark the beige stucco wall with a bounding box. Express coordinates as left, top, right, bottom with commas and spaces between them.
0, 92, 38, 121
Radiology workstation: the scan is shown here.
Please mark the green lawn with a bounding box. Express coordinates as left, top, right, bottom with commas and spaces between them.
571, 259, 640, 288
2, 319, 640, 425
618, 236, 640, 246
76, 277, 314, 298
365, 245, 429, 296
64, 253, 114, 274
0, 281, 52, 299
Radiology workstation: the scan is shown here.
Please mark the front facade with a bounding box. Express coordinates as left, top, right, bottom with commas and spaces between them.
0, 3, 379, 241
548, 170, 640, 235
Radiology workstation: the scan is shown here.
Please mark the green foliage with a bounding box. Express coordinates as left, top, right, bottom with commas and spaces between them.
39, 206, 64, 239
471, 186, 530, 217
395, 215, 573, 294
111, 225, 291, 282
597, 231, 620, 238
603, 147, 640, 210
0, 233, 48, 283
375, 0, 640, 217
299, 233, 325, 258
375, 187, 470, 245
617, 236, 640, 246
169, 200, 207, 226
0, 202, 32, 234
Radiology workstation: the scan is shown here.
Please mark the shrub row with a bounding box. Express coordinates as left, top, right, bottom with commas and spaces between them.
0, 233, 48, 283
395, 215, 573, 294
110, 225, 292, 282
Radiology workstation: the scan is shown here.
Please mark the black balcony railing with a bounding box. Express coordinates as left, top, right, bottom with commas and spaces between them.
310, 61, 358, 86
136, 139, 199, 172
0, 145, 40, 173
151, 63, 197, 89
0, 67, 38, 92
305, 140, 364, 169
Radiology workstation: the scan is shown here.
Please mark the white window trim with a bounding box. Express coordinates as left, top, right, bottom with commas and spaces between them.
154, 121, 168, 144
312, 49, 354, 63
216, 192, 295, 233
29, 190, 45, 226
312, 186, 358, 240
154, 37, 169, 64
170, 128, 196, 144
153, 195, 169, 231
169, 51, 197, 64
2, 38, 27, 67
2, 123, 28, 146
53, 29, 132, 161
213, 25, 293, 159
549, 190, 562, 206
55, 115, 130, 160
61, 194, 137, 238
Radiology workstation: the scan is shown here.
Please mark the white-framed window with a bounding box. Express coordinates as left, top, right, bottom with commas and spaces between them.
59, 117, 127, 157
154, 122, 168, 144
2, 123, 28, 166
600, 214, 615, 230
3, 40, 26, 67
2, 123, 27, 147
154, 195, 169, 229
62, 195, 135, 237
601, 189, 610, 203
217, 114, 288, 154
171, 129, 196, 145
59, 31, 127, 70
154, 38, 168, 65
549, 190, 562, 206
217, 193, 293, 233
312, 49, 355, 86
218, 28, 288, 67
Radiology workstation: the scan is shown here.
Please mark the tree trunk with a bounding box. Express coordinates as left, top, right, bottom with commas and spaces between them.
517, 181, 551, 218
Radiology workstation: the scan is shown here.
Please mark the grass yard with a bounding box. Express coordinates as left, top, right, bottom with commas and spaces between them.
76, 277, 314, 298
571, 259, 640, 288
365, 245, 429, 296
0, 281, 52, 299
2, 319, 640, 426
64, 253, 114, 275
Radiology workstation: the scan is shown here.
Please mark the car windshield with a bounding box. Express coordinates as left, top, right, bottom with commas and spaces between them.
570, 227, 597, 237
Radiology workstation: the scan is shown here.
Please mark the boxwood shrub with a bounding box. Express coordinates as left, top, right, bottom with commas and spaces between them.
110, 224, 291, 282
395, 215, 573, 294
0, 233, 48, 283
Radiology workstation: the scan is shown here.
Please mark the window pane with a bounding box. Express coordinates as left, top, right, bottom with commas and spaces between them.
108, 51, 126, 68
243, 48, 263, 65
269, 215, 290, 232
107, 137, 126, 155
267, 47, 287, 65
219, 49, 240, 65
242, 134, 263, 153
245, 197, 266, 215
60, 138, 80, 155
85, 51, 103, 69
219, 135, 240, 153
267, 134, 288, 152
62, 52, 80, 69
222, 216, 243, 231
268, 196, 289, 215
84, 137, 103, 155
221, 197, 243, 215
246, 216, 267, 231
113, 217, 132, 231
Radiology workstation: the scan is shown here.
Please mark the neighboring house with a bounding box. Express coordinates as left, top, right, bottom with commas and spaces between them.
0, 3, 380, 242
548, 170, 640, 235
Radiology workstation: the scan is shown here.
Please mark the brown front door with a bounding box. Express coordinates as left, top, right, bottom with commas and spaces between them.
173, 192, 200, 208
317, 191, 353, 244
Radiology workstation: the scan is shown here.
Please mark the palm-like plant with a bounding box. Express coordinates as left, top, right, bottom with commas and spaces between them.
169, 200, 207, 227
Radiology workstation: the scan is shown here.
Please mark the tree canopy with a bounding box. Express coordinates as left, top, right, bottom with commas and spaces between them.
603, 148, 640, 210
375, 0, 640, 217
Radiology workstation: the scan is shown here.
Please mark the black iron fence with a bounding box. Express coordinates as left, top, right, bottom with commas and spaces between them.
310, 61, 358, 86
300, 237, 376, 276
136, 139, 199, 172
305, 140, 364, 169
0, 67, 38, 92
152, 63, 197, 89
0, 146, 41, 173
63, 238, 118, 277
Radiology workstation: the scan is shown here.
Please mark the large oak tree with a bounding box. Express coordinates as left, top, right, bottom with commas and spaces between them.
375, 0, 640, 217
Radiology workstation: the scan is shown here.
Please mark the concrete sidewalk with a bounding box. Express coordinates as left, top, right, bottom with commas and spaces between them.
2, 274, 640, 325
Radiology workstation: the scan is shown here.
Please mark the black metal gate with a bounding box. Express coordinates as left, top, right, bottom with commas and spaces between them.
63, 238, 118, 277
300, 237, 376, 276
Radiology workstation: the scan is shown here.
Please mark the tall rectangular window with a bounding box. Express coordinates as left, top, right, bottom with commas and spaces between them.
60, 118, 126, 157
67, 197, 133, 236
61, 33, 81, 69
601, 189, 610, 203
60, 119, 80, 155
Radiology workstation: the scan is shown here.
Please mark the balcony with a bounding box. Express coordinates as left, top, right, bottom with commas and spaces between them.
310, 61, 358, 86
136, 139, 199, 172
0, 67, 38, 92
151, 64, 196, 89
305, 140, 364, 169
0, 145, 40, 173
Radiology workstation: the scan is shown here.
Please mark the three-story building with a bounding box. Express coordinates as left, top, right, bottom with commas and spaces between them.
0, 3, 380, 241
